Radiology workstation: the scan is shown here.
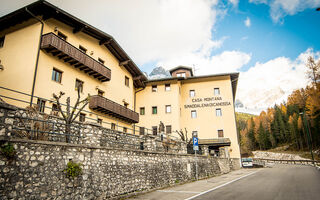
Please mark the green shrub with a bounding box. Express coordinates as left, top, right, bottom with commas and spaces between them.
0, 142, 16, 159
63, 160, 82, 179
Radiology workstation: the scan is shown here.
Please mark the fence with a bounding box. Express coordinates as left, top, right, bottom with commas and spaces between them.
253, 158, 320, 166
0, 99, 187, 154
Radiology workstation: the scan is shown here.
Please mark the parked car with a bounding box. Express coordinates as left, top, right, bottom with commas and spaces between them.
242, 158, 253, 168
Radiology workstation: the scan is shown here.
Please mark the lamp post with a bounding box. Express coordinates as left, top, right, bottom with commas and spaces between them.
299, 112, 315, 164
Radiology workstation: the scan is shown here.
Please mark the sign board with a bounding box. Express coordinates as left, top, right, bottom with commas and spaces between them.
193, 137, 199, 151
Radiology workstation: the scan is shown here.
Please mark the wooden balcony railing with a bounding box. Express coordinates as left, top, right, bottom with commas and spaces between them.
41, 33, 111, 82
89, 95, 139, 123
198, 138, 231, 146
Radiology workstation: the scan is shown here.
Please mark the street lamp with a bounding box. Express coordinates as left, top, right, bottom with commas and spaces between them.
299, 111, 315, 164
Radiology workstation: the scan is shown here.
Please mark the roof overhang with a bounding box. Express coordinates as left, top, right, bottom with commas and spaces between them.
0, 0, 147, 87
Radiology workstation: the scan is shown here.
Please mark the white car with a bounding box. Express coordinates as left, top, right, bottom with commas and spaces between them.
242, 158, 253, 167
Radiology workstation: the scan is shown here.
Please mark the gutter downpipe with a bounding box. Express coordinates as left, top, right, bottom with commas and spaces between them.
26, 7, 44, 107
133, 86, 145, 135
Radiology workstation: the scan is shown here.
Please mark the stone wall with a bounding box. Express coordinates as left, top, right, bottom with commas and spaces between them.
0, 139, 240, 199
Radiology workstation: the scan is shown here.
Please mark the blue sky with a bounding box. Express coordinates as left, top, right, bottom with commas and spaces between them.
1, 0, 320, 113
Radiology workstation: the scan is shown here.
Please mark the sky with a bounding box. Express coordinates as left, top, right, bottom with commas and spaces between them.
1, 0, 320, 114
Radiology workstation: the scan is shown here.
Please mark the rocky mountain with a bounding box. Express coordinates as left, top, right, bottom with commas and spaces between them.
149, 66, 171, 79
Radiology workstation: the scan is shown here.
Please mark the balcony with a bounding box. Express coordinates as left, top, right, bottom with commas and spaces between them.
41, 33, 111, 82
89, 95, 139, 123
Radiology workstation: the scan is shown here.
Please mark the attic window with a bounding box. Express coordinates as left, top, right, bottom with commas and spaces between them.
57, 31, 67, 40
79, 45, 87, 53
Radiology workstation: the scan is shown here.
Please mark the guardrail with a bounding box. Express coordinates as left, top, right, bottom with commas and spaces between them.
253, 158, 320, 166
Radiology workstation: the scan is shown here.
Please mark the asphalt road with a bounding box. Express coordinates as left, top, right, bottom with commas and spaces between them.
130, 165, 320, 200
191, 165, 320, 200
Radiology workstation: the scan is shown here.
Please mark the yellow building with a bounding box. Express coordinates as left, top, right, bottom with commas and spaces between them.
0, 1, 240, 158
136, 66, 240, 158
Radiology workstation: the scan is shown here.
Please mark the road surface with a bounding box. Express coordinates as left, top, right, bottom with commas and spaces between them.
130, 165, 320, 200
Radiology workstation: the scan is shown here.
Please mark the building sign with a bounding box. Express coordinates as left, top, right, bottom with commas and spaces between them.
184, 97, 231, 109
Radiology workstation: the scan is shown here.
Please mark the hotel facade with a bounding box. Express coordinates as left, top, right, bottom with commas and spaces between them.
0, 1, 240, 158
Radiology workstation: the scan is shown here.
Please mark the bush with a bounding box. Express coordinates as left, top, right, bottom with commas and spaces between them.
0, 142, 16, 159
64, 160, 82, 179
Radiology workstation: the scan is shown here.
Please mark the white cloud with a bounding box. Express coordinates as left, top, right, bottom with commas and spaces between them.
237, 48, 320, 113
249, 0, 320, 23
229, 0, 239, 7
157, 50, 251, 74
244, 17, 251, 27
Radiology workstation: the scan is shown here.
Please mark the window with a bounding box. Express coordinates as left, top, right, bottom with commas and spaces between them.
79, 113, 86, 122
97, 118, 102, 125
111, 123, 116, 130
166, 125, 172, 134
75, 79, 84, 92
123, 127, 127, 133
152, 106, 157, 114
152, 85, 157, 92
177, 72, 186, 77
0, 36, 5, 48
52, 68, 62, 83
165, 84, 171, 91
97, 89, 104, 96
79, 45, 87, 53
214, 88, 220, 96
189, 90, 195, 97
216, 108, 222, 116
139, 127, 145, 135
152, 126, 157, 135
218, 130, 224, 137
37, 98, 46, 113
125, 76, 129, 87
191, 110, 197, 118
57, 31, 67, 40
98, 58, 105, 64
165, 105, 171, 113
52, 103, 59, 112
140, 107, 145, 115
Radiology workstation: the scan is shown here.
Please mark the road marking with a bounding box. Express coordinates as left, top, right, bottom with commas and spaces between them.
157, 190, 200, 194
184, 170, 260, 200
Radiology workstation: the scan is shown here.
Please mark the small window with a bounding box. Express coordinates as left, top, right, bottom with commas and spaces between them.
165, 105, 171, 113
111, 123, 116, 130
214, 88, 220, 96
152, 85, 157, 92
52, 68, 62, 83
0, 36, 5, 48
189, 90, 195, 97
79, 113, 86, 122
52, 103, 59, 112
98, 89, 104, 96
191, 110, 197, 118
216, 108, 222, 116
140, 107, 145, 115
123, 127, 127, 133
37, 98, 46, 113
166, 125, 172, 134
75, 79, 84, 92
218, 129, 224, 137
165, 84, 171, 91
97, 118, 102, 125
98, 58, 105, 64
177, 72, 186, 77
152, 126, 157, 135
79, 45, 87, 53
57, 31, 67, 40
125, 76, 130, 87
152, 106, 157, 114
139, 127, 145, 135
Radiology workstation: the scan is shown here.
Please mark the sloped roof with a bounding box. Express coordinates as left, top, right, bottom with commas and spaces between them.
0, 0, 147, 87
